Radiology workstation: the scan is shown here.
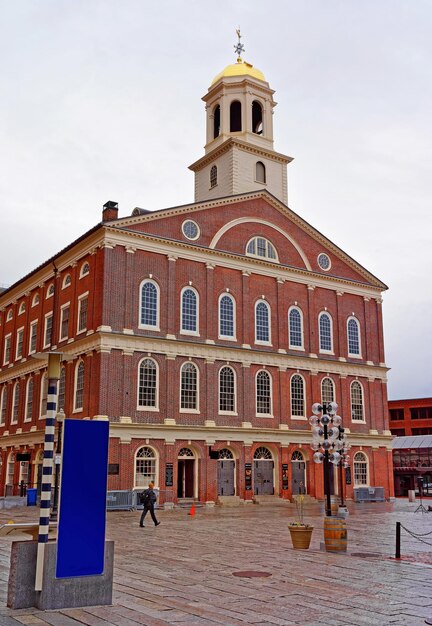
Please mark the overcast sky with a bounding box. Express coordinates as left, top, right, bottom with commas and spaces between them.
1, 1, 431, 401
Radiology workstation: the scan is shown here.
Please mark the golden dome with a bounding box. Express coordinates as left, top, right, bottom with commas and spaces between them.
211, 59, 266, 86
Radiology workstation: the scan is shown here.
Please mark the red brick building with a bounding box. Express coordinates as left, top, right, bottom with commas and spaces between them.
0, 54, 394, 506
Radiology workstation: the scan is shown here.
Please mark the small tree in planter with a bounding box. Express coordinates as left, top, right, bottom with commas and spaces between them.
288, 495, 314, 549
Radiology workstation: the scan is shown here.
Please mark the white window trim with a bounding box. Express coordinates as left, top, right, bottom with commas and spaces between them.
59, 302, 70, 342
0, 386, 7, 426
31, 294, 40, 307
73, 361, 84, 413
77, 292, 89, 335
254, 300, 272, 346
43, 313, 53, 349
46, 284, 54, 299
3, 333, 11, 365
350, 380, 366, 423
321, 377, 336, 405
347, 316, 362, 358
6, 310, 13, 322
28, 320, 38, 355
39, 373, 47, 420
79, 262, 90, 278
180, 286, 200, 337
218, 366, 238, 415
137, 358, 159, 411
218, 293, 237, 341
290, 373, 307, 420
138, 279, 160, 331
62, 274, 71, 289
179, 362, 200, 413
11, 382, 19, 425
134, 445, 159, 490
18, 302, 26, 315
353, 452, 370, 486
318, 311, 334, 355
24, 378, 33, 422
246, 236, 278, 262
15, 327, 24, 361
255, 369, 273, 418
288, 306, 305, 351
254, 161, 267, 185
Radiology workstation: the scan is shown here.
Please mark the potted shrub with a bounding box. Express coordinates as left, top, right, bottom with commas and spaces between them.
288, 495, 314, 549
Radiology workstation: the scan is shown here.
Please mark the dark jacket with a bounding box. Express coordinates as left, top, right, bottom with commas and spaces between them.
143, 487, 157, 507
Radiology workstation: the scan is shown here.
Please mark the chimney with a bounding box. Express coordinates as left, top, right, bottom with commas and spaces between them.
102, 201, 118, 222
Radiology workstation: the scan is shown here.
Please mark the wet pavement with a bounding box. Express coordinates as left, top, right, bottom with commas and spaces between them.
0, 498, 431, 625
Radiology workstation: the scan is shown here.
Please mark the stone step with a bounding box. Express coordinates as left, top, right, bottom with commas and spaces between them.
252, 495, 290, 506
217, 496, 244, 507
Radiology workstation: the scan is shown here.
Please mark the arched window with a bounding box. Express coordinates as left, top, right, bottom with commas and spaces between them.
213, 104, 221, 138
58, 367, 66, 411
11, 381, 20, 424
246, 237, 277, 261
347, 317, 361, 356
219, 294, 235, 339
18, 302, 26, 315
321, 377, 335, 405
62, 274, 71, 289
351, 381, 364, 421
255, 301, 270, 343
138, 358, 158, 409
291, 450, 304, 462
140, 280, 159, 329
181, 288, 199, 334
319, 312, 333, 352
219, 366, 236, 413
80, 262, 90, 278
289, 307, 304, 349
256, 370, 272, 416
0, 386, 7, 425
255, 161, 266, 183
230, 100, 242, 132
46, 284, 55, 298
254, 446, 272, 460
40, 373, 48, 418
25, 378, 33, 422
6, 310, 13, 321
353, 452, 368, 485
252, 100, 263, 134
291, 374, 305, 417
74, 362, 84, 411
180, 362, 198, 411
135, 446, 157, 488
32, 293, 40, 307
218, 448, 234, 459
210, 165, 218, 188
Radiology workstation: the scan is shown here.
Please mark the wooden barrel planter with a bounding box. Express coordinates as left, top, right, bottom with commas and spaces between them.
288, 525, 314, 549
323, 516, 347, 552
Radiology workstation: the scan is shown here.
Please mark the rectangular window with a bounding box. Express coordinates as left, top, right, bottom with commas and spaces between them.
389, 408, 404, 421
15, 328, 24, 360
410, 407, 432, 420
77, 295, 88, 333
29, 321, 38, 354
60, 304, 70, 341
0, 387, 7, 425
3, 335, 11, 365
44, 314, 53, 348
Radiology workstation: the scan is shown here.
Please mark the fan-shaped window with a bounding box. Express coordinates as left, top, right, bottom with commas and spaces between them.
291, 451, 304, 462
252, 100, 263, 134
291, 374, 305, 417
353, 452, 368, 485
255, 161, 266, 183
18, 302, 26, 315
25, 378, 33, 422
6, 310, 13, 321
11, 381, 20, 424
246, 237, 277, 261
347, 317, 361, 356
62, 274, 71, 289
213, 104, 221, 139
32, 294, 40, 307
321, 377, 335, 405
230, 100, 242, 132
289, 307, 304, 349
256, 370, 272, 416
218, 448, 234, 459
255, 301, 270, 344
219, 366, 236, 413
254, 446, 272, 460
80, 262, 90, 278
135, 446, 157, 488
351, 381, 364, 421
210, 165, 218, 188
180, 362, 198, 411
138, 358, 158, 409
140, 280, 159, 329
74, 361, 84, 411
46, 284, 55, 298
219, 294, 235, 339
181, 288, 199, 334
0, 386, 8, 425
319, 312, 333, 353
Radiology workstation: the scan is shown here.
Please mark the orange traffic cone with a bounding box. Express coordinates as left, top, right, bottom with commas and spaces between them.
188, 503, 196, 517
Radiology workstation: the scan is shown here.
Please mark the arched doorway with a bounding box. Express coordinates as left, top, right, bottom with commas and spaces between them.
291, 450, 306, 495
253, 446, 274, 495
217, 449, 235, 496
177, 448, 196, 499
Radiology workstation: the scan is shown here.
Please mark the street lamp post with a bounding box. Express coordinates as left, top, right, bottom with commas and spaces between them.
309, 402, 350, 516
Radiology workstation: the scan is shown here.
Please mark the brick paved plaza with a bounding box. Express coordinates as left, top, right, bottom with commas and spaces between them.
0, 499, 431, 626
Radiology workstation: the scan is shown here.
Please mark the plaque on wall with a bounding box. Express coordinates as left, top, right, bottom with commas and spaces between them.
165, 463, 174, 487
108, 464, 119, 475
345, 466, 352, 485
282, 463, 289, 490
245, 463, 252, 491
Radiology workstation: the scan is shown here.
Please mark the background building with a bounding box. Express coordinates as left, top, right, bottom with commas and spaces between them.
0, 53, 394, 506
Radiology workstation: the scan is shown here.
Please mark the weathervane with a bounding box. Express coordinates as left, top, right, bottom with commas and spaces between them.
234, 27, 245, 62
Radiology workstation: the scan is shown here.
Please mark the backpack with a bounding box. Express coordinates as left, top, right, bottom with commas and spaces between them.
139, 490, 151, 506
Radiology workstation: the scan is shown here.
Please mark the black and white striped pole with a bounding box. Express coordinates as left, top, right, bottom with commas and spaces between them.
34, 352, 62, 592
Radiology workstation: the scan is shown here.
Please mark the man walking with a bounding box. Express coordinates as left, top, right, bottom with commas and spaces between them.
139, 482, 160, 527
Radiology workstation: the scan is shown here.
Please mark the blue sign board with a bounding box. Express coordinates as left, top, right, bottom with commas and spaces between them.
56, 419, 109, 578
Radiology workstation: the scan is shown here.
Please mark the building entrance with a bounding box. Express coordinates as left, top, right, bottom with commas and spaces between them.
253, 447, 274, 495
218, 459, 235, 496
177, 448, 195, 498
291, 451, 306, 494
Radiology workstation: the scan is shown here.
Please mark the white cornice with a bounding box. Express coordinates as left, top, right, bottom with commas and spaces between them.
188, 137, 292, 171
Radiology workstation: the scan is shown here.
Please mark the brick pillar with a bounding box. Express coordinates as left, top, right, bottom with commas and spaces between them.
101, 244, 116, 330
164, 357, 176, 424
310, 370, 320, 405
281, 445, 290, 500
307, 284, 316, 356
367, 378, 375, 429
279, 366, 288, 428
163, 442, 176, 507
243, 444, 253, 502
242, 364, 252, 424
276, 278, 286, 352
375, 297, 385, 365
205, 360, 216, 424
241, 271, 251, 348
121, 352, 133, 419
339, 376, 350, 427
119, 440, 131, 491
336, 290, 345, 359
362, 296, 372, 362
166, 255, 177, 339
123, 247, 136, 332
205, 264, 215, 343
